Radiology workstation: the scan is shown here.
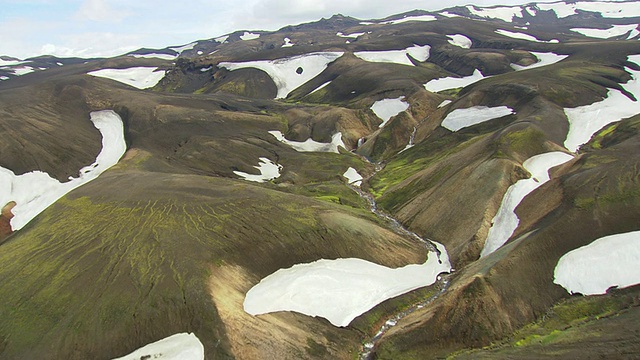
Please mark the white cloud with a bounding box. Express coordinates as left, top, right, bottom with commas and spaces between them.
0, 0, 539, 59
75, 0, 131, 22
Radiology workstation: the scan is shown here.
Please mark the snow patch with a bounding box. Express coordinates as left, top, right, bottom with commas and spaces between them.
447, 34, 472, 49
130, 53, 177, 60
88, 67, 165, 89
495, 29, 559, 43
269, 131, 345, 153
538, 1, 640, 19
440, 11, 461, 18
243, 247, 451, 327
343, 167, 363, 186
511, 51, 568, 71
282, 38, 295, 47
309, 80, 331, 95
233, 157, 282, 183
424, 69, 485, 93
0, 59, 26, 66
538, 2, 577, 18
467, 5, 523, 22
0, 110, 126, 231
169, 42, 197, 54
442, 105, 514, 132
218, 52, 343, 99
480, 152, 574, 257
240, 32, 260, 40
564, 54, 640, 152
215, 35, 229, 43
571, 24, 639, 39
354, 44, 430, 66
438, 99, 452, 108
336, 32, 364, 39
554, 231, 640, 295
371, 97, 410, 128
112, 333, 204, 360
0, 76, 8, 81
382, 15, 437, 24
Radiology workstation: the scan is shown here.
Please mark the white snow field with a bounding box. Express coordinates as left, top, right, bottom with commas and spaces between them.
538, 1, 640, 19
218, 52, 344, 99
269, 131, 345, 153
1, 66, 36, 76
447, 34, 473, 49
215, 35, 229, 43
112, 333, 204, 360
87, 67, 166, 89
0, 58, 26, 66
343, 167, 363, 186
240, 32, 260, 40
424, 69, 485, 93
336, 32, 365, 39
571, 24, 639, 39
466, 5, 523, 22
495, 29, 559, 43
480, 152, 574, 257
371, 97, 410, 128
0, 110, 126, 231
244, 242, 451, 327
381, 15, 437, 24
233, 157, 282, 183
169, 42, 196, 54
130, 53, 178, 60
441, 105, 514, 132
511, 51, 568, 71
354, 44, 430, 66
564, 54, 640, 152
554, 231, 640, 295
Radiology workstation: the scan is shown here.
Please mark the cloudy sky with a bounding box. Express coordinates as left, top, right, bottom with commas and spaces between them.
1, 0, 540, 59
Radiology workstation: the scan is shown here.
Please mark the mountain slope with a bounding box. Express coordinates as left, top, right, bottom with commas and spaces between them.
1, 1, 640, 359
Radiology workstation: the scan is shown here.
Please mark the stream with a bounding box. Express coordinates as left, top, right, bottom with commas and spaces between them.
348, 163, 452, 359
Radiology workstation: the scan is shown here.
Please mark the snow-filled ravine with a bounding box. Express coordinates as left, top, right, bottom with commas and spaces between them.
354, 44, 430, 66
343, 167, 363, 186
244, 242, 451, 327
371, 97, 410, 128
233, 157, 282, 183
111, 333, 204, 360
0, 110, 126, 231
87, 67, 166, 89
564, 54, 640, 152
441, 105, 514, 132
571, 24, 639, 39
425, 69, 485, 93
554, 231, 640, 295
269, 130, 345, 153
480, 152, 574, 257
495, 29, 559, 43
218, 52, 343, 99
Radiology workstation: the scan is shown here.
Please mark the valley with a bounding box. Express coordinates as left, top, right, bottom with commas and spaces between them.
1, 1, 640, 359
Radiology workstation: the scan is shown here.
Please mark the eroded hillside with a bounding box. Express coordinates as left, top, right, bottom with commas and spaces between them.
1, 1, 640, 359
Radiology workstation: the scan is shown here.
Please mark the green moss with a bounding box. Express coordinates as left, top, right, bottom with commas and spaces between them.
370, 134, 482, 200
494, 127, 546, 160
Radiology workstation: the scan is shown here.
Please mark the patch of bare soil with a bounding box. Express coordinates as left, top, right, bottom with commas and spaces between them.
208, 264, 362, 359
